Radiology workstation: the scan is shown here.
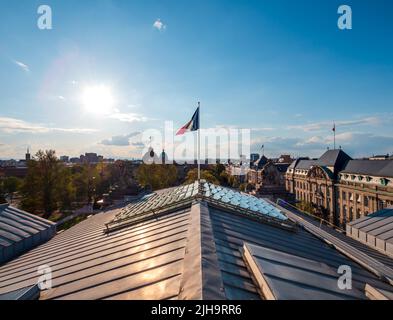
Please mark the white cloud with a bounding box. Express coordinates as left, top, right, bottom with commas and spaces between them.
288, 117, 380, 132
153, 18, 166, 31
13, 60, 30, 72
100, 132, 141, 146
109, 112, 150, 123
0, 117, 98, 134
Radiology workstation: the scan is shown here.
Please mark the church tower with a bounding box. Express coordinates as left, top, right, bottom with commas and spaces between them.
25, 148, 31, 161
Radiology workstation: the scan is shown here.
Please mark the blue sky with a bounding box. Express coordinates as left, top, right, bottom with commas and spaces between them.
0, 0, 392, 159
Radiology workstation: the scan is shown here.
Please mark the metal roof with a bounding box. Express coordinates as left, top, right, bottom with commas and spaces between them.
209, 206, 393, 300
347, 208, 393, 259
342, 159, 393, 178
0, 208, 190, 300
317, 149, 352, 168
1, 182, 393, 300
0, 204, 56, 264
290, 150, 352, 173
243, 243, 364, 300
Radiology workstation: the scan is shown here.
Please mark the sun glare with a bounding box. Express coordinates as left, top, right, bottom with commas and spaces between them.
82, 85, 115, 115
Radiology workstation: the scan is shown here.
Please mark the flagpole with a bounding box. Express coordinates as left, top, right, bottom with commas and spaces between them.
333, 122, 336, 150
198, 101, 201, 182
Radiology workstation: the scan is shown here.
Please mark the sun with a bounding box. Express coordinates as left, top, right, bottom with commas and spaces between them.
82, 85, 115, 115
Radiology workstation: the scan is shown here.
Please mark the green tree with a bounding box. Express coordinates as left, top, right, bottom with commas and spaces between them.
184, 169, 220, 184
136, 164, 178, 190
1, 177, 22, 202
21, 150, 68, 218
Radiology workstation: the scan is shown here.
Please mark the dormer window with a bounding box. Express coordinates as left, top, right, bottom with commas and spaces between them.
358, 176, 364, 181
380, 178, 390, 187
366, 176, 372, 182
344, 174, 349, 179
351, 175, 356, 180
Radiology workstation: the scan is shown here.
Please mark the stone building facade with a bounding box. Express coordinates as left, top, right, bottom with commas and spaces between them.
248, 156, 292, 201
285, 149, 393, 227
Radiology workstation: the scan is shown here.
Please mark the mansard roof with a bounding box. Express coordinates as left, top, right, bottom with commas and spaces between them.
289, 150, 352, 174
254, 155, 269, 169
342, 159, 393, 178
317, 149, 352, 169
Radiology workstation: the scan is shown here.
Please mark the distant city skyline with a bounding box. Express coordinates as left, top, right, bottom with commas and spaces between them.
1, 0, 393, 160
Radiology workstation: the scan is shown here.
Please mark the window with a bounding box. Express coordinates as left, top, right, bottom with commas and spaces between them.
342, 192, 346, 201
364, 196, 369, 207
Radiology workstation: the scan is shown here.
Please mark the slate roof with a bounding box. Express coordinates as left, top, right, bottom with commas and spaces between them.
290, 150, 352, 173
0, 204, 56, 264
254, 155, 268, 169
342, 160, 393, 178
1, 181, 393, 300
296, 160, 318, 170
273, 163, 291, 173
317, 149, 352, 169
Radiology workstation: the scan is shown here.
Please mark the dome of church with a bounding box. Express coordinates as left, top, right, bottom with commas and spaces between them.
142, 147, 160, 165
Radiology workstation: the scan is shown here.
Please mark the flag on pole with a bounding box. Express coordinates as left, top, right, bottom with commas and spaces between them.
176, 107, 200, 135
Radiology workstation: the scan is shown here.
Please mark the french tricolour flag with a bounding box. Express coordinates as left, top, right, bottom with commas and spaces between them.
176, 107, 200, 136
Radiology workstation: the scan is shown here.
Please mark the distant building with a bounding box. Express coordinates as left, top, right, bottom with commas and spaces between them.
285, 149, 393, 226
0, 167, 28, 179
161, 150, 168, 165
142, 147, 160, 165
369, 154, 390, 161
60, 156, 69, 163
69, 157, 81, 164
277, 154, 293, 163
25, 148, 31, 162
78, 153, 103, 164
250, 153, 260, 164
247, 155, 292, 201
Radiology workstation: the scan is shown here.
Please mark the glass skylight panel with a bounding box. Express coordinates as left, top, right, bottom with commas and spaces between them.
202, 182, 288, 221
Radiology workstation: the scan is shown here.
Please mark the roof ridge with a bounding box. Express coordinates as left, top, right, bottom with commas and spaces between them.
178, 201, 226, 300
104, 181, 295, 234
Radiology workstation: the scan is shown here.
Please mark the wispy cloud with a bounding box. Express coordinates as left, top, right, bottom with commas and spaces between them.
13, 60, 30, 72
251, 131, 393, 158
109, 112, 150, 123
0, 117, 97, 134
288, 117, 380, 132
100, 132, 141, 146
153, 18, 166, 31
